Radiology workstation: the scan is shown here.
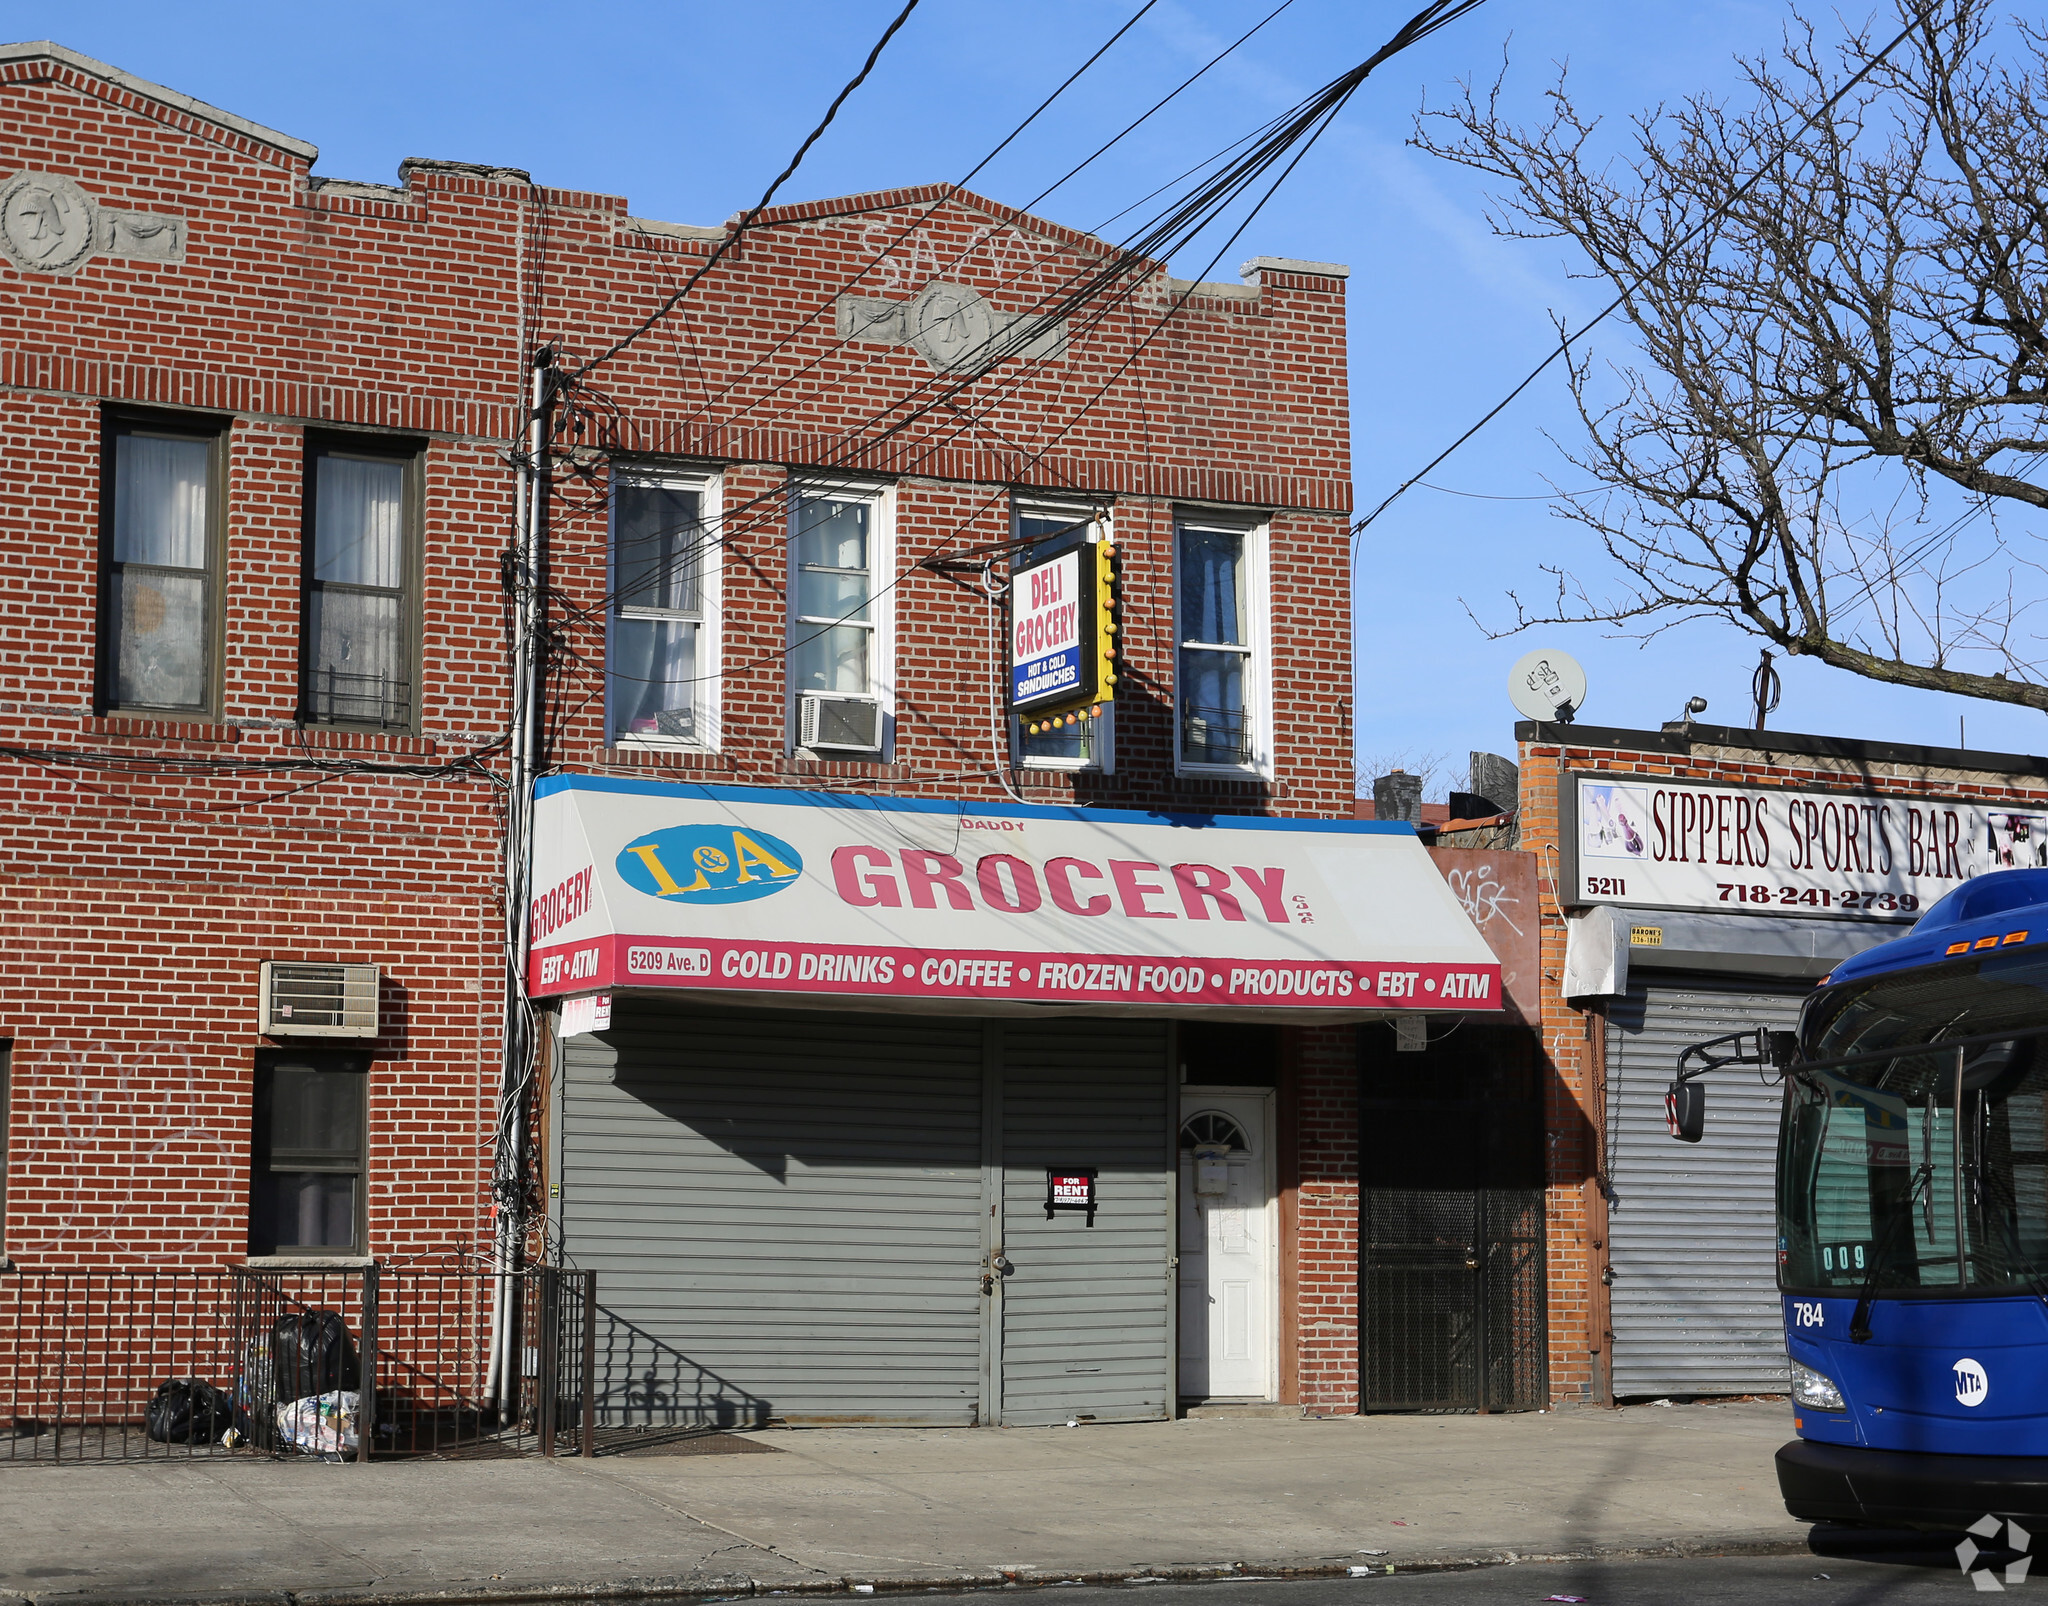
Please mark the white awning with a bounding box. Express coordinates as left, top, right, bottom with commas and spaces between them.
527, 777, 1502, 1021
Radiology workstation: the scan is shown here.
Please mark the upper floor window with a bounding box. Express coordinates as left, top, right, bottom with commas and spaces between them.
609, 470, 716, 746
790, 486, 888, 758
1176, 513, 1266, 772
101, 416, 223, 715
1013, 503, 1112, 772
303, 440, 419, 729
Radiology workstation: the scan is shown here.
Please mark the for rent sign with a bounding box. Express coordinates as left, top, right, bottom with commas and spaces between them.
1568, 771, 2048, 920
527, 775, 1501, 1017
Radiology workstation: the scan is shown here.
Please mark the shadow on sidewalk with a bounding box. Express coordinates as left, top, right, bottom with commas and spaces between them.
587, 1306, 772, 1454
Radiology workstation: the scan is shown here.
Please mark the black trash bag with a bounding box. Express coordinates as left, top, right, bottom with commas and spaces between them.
145, 1377, 235, 1444
269, 1309, 359, 1400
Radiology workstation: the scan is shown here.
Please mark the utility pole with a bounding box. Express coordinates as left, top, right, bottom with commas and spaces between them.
489, 343, 556, 1419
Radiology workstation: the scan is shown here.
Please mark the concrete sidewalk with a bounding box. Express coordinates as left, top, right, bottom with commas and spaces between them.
0, 1402, 1809, 1605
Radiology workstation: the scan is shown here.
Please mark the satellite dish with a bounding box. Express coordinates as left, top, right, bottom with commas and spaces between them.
1508, 648, 1588, 724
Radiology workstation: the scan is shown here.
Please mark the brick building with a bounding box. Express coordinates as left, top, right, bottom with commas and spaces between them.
0, 40, 1516, 1430
1518, 718, 2048, 1406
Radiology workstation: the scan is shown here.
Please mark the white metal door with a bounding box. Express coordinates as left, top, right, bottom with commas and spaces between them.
1177, 1091, 1275, 1401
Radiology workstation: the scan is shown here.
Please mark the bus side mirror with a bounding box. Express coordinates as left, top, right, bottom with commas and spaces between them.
1666, 1080, 1705, 1142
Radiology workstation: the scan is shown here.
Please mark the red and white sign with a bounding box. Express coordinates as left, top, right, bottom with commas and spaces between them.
527, 776, 1501, 1019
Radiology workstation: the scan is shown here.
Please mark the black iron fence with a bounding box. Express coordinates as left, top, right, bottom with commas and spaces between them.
0, 1259, 594, 1463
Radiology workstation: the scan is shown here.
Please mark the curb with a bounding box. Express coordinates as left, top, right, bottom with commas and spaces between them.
0, 1535, 1817, 1606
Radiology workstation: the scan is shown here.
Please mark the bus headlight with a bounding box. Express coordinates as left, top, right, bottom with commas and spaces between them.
1791, 1359, 1845, 1411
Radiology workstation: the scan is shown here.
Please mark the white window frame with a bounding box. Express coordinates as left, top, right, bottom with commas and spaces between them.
1010, 499, 1114, 774
1173, 506, 1272, 779
787, 477, 894, 760
606, 464, 723, 751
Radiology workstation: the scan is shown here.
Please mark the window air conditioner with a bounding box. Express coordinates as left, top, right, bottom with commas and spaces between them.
259, 961, 381, 1038
799, 692, 882, 753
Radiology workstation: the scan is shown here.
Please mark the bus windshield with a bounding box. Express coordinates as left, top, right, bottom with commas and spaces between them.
1804, 948, 2048, 1063
1779, 1035, 2048, 1296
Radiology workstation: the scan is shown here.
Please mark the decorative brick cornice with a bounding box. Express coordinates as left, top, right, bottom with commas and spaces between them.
0, 349, 517, 441
743, 184, 1124, 263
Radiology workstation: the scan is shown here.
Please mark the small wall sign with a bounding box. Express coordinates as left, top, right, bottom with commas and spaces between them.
1045, 1167, 1098, 1226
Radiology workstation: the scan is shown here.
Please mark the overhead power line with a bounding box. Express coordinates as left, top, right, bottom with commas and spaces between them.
571, 0, 924, 380
549, 0, 1483, 642
554, 0, 1496, 705
1351, 0, 1943, 546
686, 0, 1284, 439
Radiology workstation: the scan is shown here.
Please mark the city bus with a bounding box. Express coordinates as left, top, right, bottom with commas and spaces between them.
1667, 865, 2048, 1529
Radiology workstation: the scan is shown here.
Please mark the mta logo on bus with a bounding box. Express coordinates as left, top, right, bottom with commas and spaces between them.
1955, 1357, 1990, 1408
617, 824, 803, 905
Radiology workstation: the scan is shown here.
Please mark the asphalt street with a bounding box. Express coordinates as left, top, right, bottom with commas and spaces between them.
892, 1540, 2026, 1605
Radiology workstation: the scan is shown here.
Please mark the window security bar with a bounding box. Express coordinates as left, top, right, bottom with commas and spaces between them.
309, 667, 411, 728
1181, 702, 1253, 766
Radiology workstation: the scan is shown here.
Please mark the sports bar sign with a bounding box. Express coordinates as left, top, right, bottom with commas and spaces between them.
1568, 771, 2048, 921
527, 775, 1503, 1017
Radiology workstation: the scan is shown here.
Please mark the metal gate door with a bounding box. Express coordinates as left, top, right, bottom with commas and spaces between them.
557, 1003, 1173, 1429
998, 1018, 1173, 1426
1360, 1025, 1547, 1411
1606, 975, 1803, 1397
559, 1001, 988, 1426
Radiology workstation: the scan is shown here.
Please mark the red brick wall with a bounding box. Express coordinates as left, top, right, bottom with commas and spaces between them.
1519, 723, 2048, 1403
1284, 1023, 1358, 1413
0, 50, 1357, 1277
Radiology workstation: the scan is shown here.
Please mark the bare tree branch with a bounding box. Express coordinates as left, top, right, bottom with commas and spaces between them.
1415, 0, 2048, 714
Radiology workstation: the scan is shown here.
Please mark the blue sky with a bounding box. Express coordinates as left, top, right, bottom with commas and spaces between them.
14, 1, 2043, 784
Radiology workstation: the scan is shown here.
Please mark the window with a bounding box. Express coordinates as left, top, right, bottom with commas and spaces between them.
1013, 504, 1112, 771
790, 486, 887, 757
250, 1053, 367, 1257
1176, 513, 1266, 771
609, 470, 716, 745
303, 440, 418, 729
101, 416, 223, 714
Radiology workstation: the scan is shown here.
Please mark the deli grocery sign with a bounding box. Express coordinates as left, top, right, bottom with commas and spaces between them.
1568, 771, 2048, 921
528, 775, 1502, 1016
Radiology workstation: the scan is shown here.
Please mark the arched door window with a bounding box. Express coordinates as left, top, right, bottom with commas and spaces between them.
1179, 1110, 1251, 1152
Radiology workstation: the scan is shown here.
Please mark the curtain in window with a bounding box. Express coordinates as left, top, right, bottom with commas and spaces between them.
314, 457, 405, 586
614, 483, 702, 613
1179, 526, 1250, 763
113, 435, 209, 568
793, 496, 874, 697
793, 624, 870, 693
1179, 526, 1245, 646
611, 617, 698, 738
796, 497, 870, 574
308, 455, 407, 724
309, 589, 403, 722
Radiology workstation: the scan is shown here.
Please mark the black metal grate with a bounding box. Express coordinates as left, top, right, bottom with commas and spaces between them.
2, 1260, 597, 1462
1359, 1024, 1549, 1412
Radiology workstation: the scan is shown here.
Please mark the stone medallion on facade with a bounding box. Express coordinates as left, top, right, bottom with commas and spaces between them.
0, 172, 98, 274
836, 280, 1066, 375
0, 171, 187, 274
